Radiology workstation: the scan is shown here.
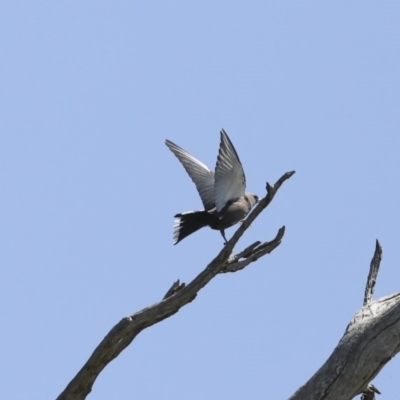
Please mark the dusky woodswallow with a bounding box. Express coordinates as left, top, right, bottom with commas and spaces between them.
165, 129, 258, 244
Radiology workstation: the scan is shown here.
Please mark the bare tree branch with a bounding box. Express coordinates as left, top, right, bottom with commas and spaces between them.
289, 294, 400, 400
289, 241, 399, 400
364, 240, 383, 306
56, 170, 295, 400
221, 226, 285, 273
357, 240, 384, 400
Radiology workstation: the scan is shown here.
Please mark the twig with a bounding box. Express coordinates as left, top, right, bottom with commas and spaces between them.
163, 280, 186, 299
234, 241, 262, 259
221, 227, 285, 273
358, 240, 383, 399
364, 240, 383, 306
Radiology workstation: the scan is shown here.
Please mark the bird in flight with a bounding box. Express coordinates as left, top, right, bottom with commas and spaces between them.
165, 129, 258, 244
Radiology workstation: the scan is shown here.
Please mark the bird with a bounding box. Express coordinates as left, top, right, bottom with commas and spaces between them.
165, 129, 259, 245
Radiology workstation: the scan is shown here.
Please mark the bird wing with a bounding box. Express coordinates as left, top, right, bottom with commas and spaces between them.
214, 129, 246, 213
165, 139, 215, 210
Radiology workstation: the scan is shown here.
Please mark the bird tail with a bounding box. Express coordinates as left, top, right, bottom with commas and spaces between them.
173, 211, 214, 244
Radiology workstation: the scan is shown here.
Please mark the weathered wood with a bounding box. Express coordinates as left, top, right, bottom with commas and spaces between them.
364, 240, 382, 306
289, 242, 397, 400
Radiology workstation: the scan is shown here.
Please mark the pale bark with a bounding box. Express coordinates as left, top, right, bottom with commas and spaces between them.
289, 293, 400, 400
290, 241, 393, 400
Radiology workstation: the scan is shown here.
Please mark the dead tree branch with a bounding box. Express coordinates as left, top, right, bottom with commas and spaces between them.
364, 240, 382, 306
289, 241, 399, 400
56, 170, 295, 400
358, 240, 383, 400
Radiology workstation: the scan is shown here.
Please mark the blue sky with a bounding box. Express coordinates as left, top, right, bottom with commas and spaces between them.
1, 2, 400, 399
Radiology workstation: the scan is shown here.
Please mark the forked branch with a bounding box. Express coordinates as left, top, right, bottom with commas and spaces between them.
289, 241, 400, 400
57, 170, 295, 400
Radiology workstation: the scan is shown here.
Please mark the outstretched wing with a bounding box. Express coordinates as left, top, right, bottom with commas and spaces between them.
214, 129, 246, 213
165, 139, 215, 210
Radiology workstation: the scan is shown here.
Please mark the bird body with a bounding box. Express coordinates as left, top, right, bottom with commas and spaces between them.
166, 129, 258, 244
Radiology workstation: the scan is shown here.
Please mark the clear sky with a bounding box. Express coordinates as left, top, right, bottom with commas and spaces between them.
1, 2, 400, 399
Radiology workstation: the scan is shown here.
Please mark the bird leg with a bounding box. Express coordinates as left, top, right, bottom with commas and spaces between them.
220, 229, 228, 244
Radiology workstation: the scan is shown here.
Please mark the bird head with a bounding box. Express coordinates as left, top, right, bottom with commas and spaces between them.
246, 193, 259, 208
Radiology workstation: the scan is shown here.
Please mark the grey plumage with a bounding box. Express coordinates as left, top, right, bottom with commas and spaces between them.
166, 129, 258, 244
